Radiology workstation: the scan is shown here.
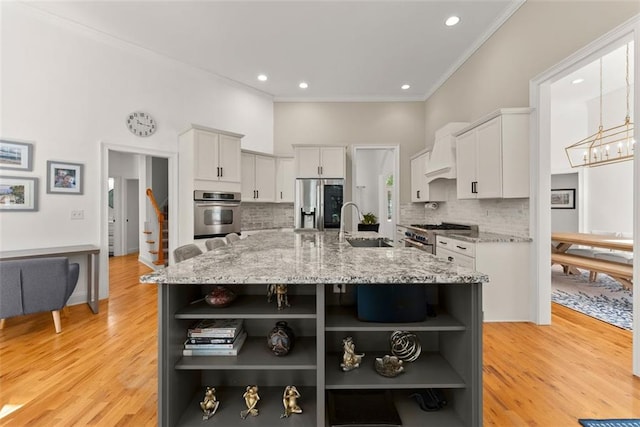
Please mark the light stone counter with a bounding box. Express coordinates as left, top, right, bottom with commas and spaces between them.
141, 230, 489, 285
444, 231, 532, 243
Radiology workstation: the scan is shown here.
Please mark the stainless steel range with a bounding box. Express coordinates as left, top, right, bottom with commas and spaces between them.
403, 222, 478, 254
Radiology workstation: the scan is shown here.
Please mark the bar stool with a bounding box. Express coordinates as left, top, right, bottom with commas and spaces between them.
225, 233, 240, 243
206, 237, 228, 250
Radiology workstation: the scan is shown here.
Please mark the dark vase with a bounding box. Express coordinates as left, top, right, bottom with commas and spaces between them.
204, 285, 236, 308
358, 223, 380, 232
267, 321, 295, 356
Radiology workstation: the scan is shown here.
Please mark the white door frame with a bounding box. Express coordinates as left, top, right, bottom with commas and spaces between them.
529, 15, 640, 374
101, 142, 178, 297
350, 145, 400, 239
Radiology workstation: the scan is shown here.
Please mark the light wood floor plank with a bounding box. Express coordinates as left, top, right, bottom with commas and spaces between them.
1, 253, 639, 426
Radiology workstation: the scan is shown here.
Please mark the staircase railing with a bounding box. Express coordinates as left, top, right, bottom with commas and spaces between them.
146, 188, 165, 266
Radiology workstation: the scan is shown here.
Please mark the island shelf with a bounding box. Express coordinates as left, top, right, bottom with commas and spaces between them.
143, 231, 485, 426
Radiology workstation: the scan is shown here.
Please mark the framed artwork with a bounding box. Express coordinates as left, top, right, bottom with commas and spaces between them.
551, 188, 575, 209
0, 176, 38, 211
47, 161, 83, 195
0, 140, 33, 171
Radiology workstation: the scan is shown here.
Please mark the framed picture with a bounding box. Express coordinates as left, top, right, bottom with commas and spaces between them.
0, 140, 33, 171
551, 188, 575, 209
47, 161, 83, 195
0, 176, 38, 211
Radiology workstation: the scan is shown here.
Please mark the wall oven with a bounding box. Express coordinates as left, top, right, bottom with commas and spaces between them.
194, 190, 241, 239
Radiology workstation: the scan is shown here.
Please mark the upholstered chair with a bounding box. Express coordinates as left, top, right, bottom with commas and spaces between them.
173, 244, 203, 263
0, 257, 79, 333
225, 233, 241, 243
205, 237, 228, 251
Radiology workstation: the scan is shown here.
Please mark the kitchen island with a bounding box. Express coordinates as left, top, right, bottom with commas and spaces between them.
141, 230, 488, 427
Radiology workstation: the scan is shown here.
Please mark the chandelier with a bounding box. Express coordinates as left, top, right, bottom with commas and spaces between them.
565, 43, 635, 168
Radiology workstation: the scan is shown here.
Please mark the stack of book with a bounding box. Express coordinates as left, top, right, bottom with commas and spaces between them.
183, 319, 247, 356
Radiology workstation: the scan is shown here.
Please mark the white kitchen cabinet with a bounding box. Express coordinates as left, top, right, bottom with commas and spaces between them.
410, 151, 445, 202
241, 151, 276, 202
191, 128, 242, 184
275, 157, 295, 203
178, 125, 244, 245
294, 145, 345, 178
435, 234, 530, 322
454, 108, 531, 199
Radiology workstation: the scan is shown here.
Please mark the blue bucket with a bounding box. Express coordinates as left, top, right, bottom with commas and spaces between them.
356, 285, 427, 322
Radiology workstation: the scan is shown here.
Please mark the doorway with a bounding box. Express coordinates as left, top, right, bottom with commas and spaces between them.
351, 145, 400, 241
531, 17, 639, 374
101, 143, 177, 297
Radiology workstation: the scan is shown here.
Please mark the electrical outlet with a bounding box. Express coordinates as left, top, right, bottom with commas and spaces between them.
71, 210, 84, 220
333, 284, 346, 293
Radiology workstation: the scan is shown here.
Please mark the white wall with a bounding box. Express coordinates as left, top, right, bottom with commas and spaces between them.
0, 3, 274, 302
274, 102, 425, 204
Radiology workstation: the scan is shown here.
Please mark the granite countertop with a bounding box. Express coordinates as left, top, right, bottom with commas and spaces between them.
140, 230, 489, 285
442, 231, 532, 244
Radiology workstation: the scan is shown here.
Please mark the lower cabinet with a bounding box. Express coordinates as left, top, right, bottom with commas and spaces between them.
435, 235, 531, 322
158, 282, 482, 426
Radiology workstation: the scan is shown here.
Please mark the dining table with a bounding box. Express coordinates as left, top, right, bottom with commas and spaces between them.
551, 232, 633, 289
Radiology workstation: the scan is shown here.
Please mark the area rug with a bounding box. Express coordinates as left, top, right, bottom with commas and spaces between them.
579, 419, 640, 427
551, 264, 633, 330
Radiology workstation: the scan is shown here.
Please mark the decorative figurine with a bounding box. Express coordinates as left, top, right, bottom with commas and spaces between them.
390, 331, 421, 362
267, 321, 295, 356
267, 283, 290, 310
199, 387, 220, 420
240, 385, 260, 419
280, 385, 302, 418
375, 355, 405, 377
340, 336, 364, 371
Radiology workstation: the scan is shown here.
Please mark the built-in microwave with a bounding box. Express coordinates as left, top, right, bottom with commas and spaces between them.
193, 190, 241, 239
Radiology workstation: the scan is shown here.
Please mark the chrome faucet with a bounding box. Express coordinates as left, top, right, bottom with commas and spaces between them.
338, 202, 363, 243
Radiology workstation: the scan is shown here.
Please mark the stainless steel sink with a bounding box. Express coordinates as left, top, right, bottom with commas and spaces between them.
346, 238, 392, 248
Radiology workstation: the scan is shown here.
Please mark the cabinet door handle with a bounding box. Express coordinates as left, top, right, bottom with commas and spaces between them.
320, 166, 323, 175
256, 190, 259, 199
448, 256, 454, 262
220, 167, 223, 177
456, 245, 467, 250
280, 191, 283, 199
417, 190, 420, 199
216, 167, 220, 177
318, 166, 321, 175
440, 241, 447, 245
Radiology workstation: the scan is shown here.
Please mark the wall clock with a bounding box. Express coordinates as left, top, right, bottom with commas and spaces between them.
126, 111, 156, 137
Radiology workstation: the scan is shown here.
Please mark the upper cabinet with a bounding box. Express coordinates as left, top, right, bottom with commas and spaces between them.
410, 150, 446, 202
276, 157, 295, 203
179, 125, 243, 193
294, 145, 346, 178
241, 151, 276, 202
454, 108, 531, 199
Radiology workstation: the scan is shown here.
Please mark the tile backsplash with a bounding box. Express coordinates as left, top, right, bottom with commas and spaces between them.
241, 203, 295, 230
243, 185, 530, 237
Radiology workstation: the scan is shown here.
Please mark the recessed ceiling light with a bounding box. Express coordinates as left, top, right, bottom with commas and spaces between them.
299, 82, 309, 89
445, 16, 460, 27
257, 74, 268, 82
571, 78, 584, 84
401, 84, 411, 90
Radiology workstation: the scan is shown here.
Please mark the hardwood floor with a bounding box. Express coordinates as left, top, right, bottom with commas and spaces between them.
1, 253, 639, 426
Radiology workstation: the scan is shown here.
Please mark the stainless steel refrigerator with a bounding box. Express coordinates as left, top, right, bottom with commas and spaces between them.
294, 178, 344, 230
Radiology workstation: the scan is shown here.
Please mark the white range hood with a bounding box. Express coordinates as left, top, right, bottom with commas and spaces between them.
425, 122, 469, 183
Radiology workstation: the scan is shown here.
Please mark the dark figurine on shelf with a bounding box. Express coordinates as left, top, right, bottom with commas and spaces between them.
340, 336, 364, 371
267, 283, 290, 310
281, 385, 302, 418
240, 385, 260, 419
267, 321, 295, 356
199, 386, 220, 420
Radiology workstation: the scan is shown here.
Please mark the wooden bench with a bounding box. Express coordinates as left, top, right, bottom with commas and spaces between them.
551, 252, 633, 289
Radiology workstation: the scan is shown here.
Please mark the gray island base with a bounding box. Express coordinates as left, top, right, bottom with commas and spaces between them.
141, 231, 488, 427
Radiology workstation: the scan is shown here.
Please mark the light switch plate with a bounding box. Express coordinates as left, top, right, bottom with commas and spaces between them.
71, 210, 84, 220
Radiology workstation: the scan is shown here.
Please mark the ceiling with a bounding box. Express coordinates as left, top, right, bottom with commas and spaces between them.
25, 0, 525, 102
